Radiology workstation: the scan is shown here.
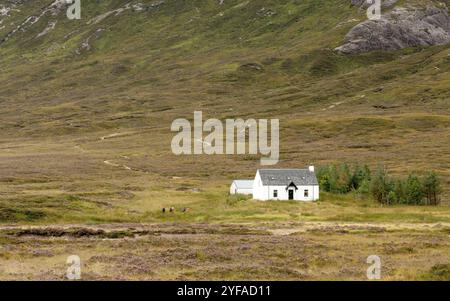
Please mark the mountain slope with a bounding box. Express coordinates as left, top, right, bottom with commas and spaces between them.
0, 0, 449, 223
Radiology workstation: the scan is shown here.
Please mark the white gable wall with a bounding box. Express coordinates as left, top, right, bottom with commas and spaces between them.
253, 171, 267, 200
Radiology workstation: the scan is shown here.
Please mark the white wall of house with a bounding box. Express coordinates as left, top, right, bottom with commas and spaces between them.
229, 182, 253, 195
252, 170, 319, 201
252, 171, 266, 200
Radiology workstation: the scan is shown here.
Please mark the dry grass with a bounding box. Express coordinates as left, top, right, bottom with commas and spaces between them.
0, 222, 448, 280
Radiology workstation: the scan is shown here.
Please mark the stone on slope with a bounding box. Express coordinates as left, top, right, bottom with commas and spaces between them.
336, 6, 450, 54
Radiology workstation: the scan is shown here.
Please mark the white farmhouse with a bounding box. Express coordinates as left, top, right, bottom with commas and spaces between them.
230, 180, 254, 195
252, 166, 319, 201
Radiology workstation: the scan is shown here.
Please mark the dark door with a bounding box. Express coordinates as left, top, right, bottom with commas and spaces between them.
288, 190, 294, 200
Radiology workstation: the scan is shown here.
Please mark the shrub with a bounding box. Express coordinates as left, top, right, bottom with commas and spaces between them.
370, 166, 393, 205
387, 191, 398, 204
405, 174, 424, 205
357, 178, 371, 195
425, 264, 450, 280
422, 172, 441, 205
351, 164, 371, 190
393, 179, 407, 204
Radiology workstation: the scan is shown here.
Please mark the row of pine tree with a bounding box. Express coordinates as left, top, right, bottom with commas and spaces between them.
317, 164, 441, 205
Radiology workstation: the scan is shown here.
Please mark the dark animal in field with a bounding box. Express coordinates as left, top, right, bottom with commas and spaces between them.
162, 208, 166, 213
170, 207, 175, 212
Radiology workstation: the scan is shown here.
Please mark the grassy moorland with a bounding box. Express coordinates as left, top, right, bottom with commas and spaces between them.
0, 0, 448, 280
0, 0, 448, 224
0, 221, 449, 280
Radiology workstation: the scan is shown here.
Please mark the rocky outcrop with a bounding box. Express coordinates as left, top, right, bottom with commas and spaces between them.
336, 6, 450, 54
351, 0, 398, 9
1, 0, 67, 43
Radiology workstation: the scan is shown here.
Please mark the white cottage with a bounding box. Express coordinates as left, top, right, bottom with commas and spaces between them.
252, 166, 319, 201
230, 180, 254, 195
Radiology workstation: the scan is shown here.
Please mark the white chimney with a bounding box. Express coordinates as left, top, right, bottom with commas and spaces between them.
309, 165, 315, 172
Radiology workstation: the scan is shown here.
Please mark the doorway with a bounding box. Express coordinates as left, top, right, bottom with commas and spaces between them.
288, 190, 294, 200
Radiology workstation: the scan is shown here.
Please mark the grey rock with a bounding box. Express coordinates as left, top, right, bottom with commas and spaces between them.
351, 0, 398, 9
336, 6, 450, 54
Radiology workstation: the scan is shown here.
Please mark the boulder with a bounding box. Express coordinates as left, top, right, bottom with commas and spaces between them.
336, 6, 450, 54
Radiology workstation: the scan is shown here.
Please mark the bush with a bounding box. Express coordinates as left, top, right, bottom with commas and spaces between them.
370, 166, 393, 205
351, 164, 371, 190
393, 179, 407, 204
425, 264, 450, 280
423, 172, 441, 205
405, 174, 424, 205
387, 191, 398, 204
357, 178, 370, 195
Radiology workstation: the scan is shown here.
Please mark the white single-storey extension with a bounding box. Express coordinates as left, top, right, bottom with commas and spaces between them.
252, 166, 319, 201
229, 180, 254, 195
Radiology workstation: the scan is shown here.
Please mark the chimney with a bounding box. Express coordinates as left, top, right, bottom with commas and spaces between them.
309, 165, 315, 172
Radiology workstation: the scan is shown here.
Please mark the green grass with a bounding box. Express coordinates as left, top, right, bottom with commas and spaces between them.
1, 178, 448, 225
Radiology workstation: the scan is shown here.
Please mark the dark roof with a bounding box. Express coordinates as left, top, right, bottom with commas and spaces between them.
258, 169, 318, 186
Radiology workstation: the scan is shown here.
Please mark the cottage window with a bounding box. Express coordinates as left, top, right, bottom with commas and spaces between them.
304, 190, 309, 197
273, 190, 278, 198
